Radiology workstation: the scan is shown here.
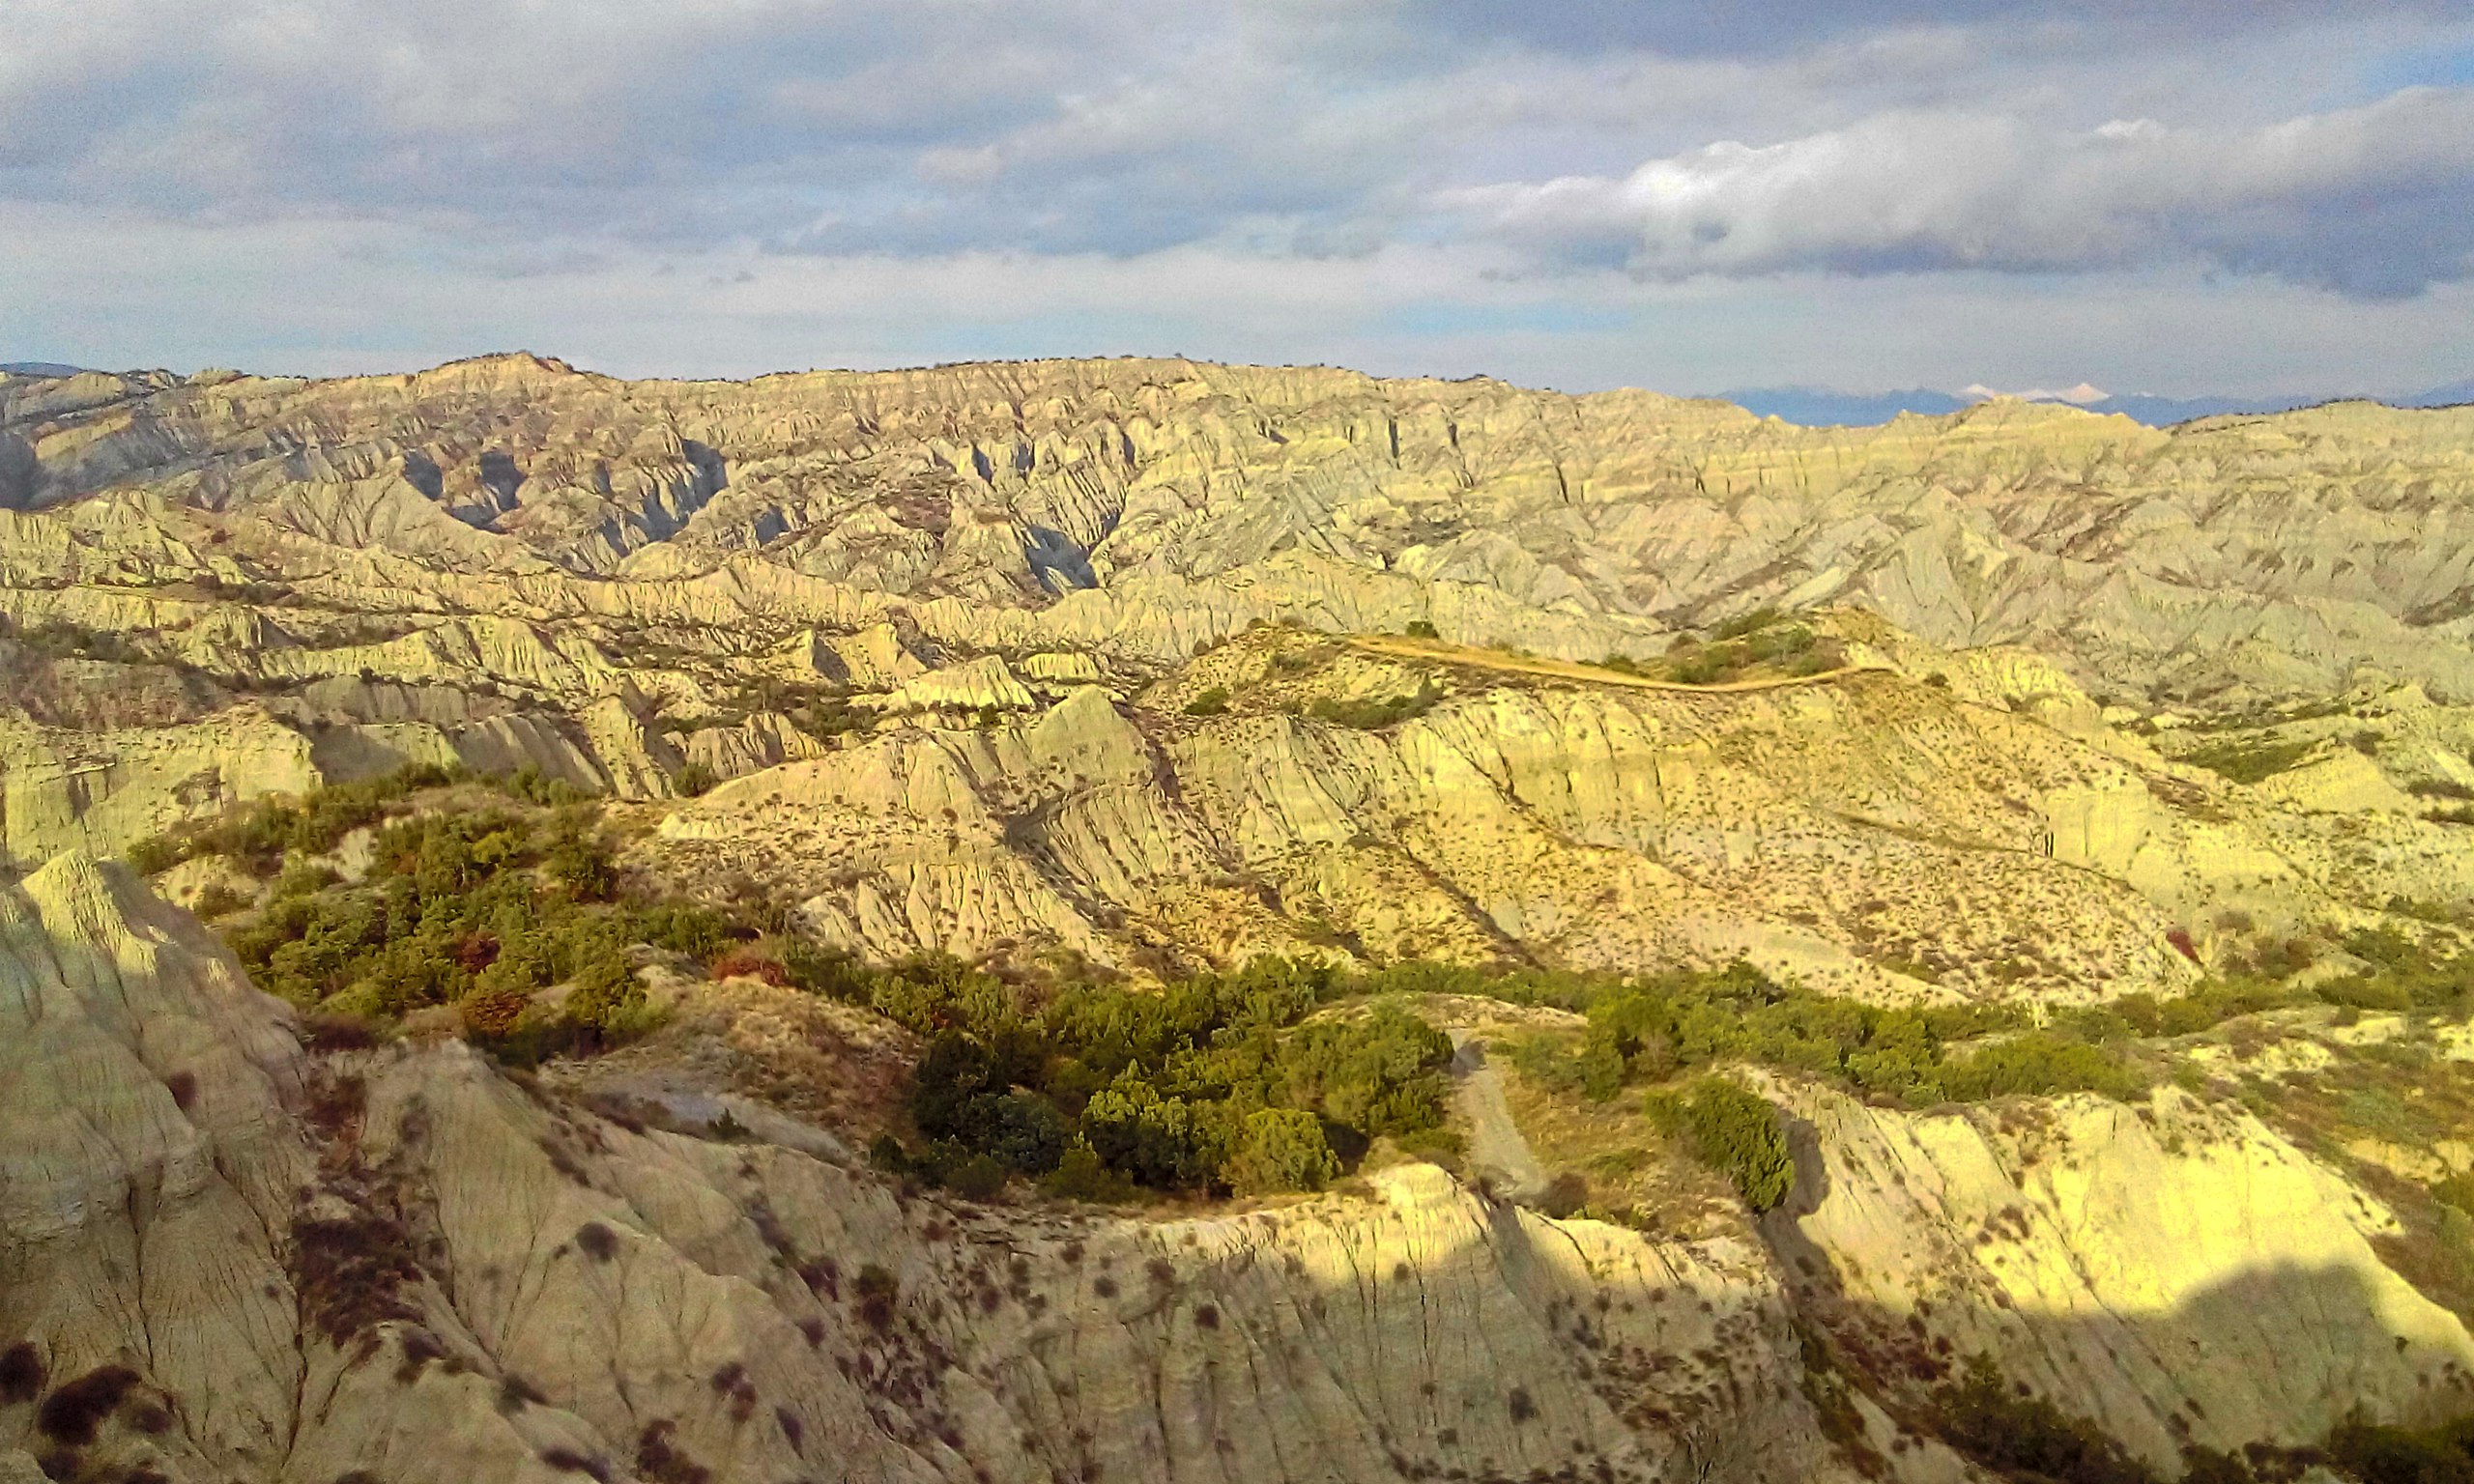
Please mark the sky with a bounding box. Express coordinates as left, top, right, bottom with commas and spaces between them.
5, 1, 2473, 397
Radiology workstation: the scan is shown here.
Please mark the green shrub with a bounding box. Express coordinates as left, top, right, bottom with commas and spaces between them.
1183, 686, 1231, 717
1223, 1108, 1341, 1194
2326, 1413, 2474, 1484
945, 1155, 1011, 1202
1309, 680, 1441, 728
1712, 607, 1783, 641
2182, 736, 2316, 785
1937, 1033, 2143, 1101
191, 882, 254, 920
1043, 1140, 1140, 1203
673, 762, 718, 798
1646, 1077, 1793, 1212
1929, 1356, 2159, 1484
1405, 619, 1440, 640
126, 834, 186, 876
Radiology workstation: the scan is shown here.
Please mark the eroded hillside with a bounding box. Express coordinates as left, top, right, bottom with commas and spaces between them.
7, 356, 2474, 1483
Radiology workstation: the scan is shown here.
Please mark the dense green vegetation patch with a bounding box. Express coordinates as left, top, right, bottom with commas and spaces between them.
2179, 736, 2318, 785
1308, 678, 1442, 728
126, 762, 590, 877
1599, 612, 1842, 685
1501, 960, 2141, 1109
871, 956, 1457, 1198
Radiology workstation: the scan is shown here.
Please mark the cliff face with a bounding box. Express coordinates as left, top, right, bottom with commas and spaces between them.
1776, 1084, 2474, 1465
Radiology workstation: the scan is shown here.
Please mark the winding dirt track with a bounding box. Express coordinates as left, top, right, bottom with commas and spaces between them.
1350, 634, 1891, 693
1449, 1030, 1547, 1202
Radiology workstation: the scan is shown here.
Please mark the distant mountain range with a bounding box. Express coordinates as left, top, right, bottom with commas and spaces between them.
1718, 379, 2474, 428
11, 358, 2470, 429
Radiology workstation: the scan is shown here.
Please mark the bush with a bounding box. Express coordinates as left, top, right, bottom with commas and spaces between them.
673, 762, 718, 798
1929, 1356, 2158, 1484
1405, 619, 1440, 640
192, 882, 254, 920
1309, 680, 1441, 729
2182, 737, 2316, 785
945, 1155, 1011, 1202
1937, 1033, 2143, 1102
2328, 1413, 2474, 1484
1183, 687, 1231, 717
1647, 1078, 1793, 1212
34, 1363, 141, 1445
1712, 606, 1783, 641
0, 1341, 45, 1404
1223, 1108, 1341, 1194
1044, 1140, 1140, 1203
708, 949, 789, 986
565, 957, 646, 1033
459, 986, 531, 1040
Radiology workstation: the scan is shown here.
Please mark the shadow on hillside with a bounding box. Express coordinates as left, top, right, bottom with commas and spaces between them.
1762, 1107, 2474, 1471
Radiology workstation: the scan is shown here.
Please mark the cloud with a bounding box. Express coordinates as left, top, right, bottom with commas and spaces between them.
1446, 87, 2474, 296
3, 0, 2472, 386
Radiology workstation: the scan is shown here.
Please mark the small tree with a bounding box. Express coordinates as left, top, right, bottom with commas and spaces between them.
1647, 1077, 1793, 1213
1223, 1108, 1341, 1195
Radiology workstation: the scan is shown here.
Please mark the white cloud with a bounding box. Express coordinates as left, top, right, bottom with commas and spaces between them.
1447, 87, 2474, 295
4, 0, 2473, 385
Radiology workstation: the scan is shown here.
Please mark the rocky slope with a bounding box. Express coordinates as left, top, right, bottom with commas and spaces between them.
6, 354, 2474, 1481
5, 355, 2474, 991
8, 856, 2474, 1483
0, 853, 1867, 1484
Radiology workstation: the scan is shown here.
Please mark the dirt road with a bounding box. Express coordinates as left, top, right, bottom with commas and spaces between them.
1449, 1029, 1546, 1203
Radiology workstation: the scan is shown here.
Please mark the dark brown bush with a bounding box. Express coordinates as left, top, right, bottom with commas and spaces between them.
163, 1070, 198, 1111
707, 950, 789, 986
0, 1340, 45, 1403
302, 1014, 377, 1052
574, 1221, 619, 1263
290, 1212, 422, 1343
538, 1447, 611, 1480
36, 1363, 140, 1444
124, 1395, 175, 1433
776, 1406, 805, 1453
636, 1419, 712, 1484
392, 1329, 447, 1384
302, 1073, 367, 1139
